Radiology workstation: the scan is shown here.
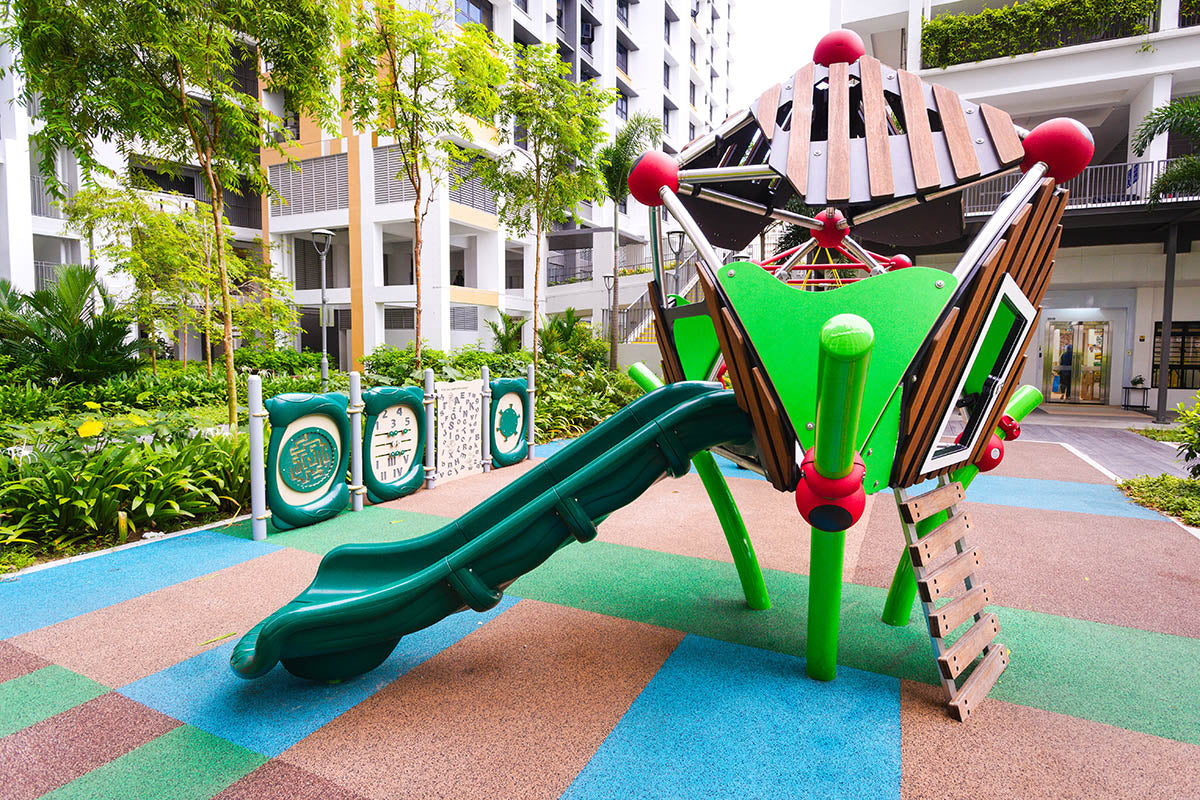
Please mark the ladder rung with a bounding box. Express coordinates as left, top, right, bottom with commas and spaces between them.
900, 481, 965, 524
929, 583, 992, 638
948, 643, 1009, 722
918, 548, 981, 603
938, 613, 1000, 680
909, 513, 972, 567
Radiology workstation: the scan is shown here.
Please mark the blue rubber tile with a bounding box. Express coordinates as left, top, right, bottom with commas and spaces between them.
537, 439, 767, 483
118, 595, 520, 757
964, 476, 1163, 519
561, 634, 900, 800
0, 531, 281, 639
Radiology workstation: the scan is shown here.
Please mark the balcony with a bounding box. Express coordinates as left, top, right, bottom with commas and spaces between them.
547, 247, 594, 286
448, 160, 497, 215
963, 158, 1200, 217
34, 261, 61, 291
30, 174, 62, 219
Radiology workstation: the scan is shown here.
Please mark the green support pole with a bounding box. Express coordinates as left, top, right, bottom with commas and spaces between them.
807, 314, 875, 682
880, 385, 1044, 627
628, 362, 771, 610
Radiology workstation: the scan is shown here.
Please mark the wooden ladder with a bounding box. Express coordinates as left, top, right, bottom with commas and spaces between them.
896, 478, 1009, 721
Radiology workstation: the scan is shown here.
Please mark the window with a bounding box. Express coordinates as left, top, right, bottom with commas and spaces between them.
617, 0, 628, 25
690, 39, 697, 63
616, 42, 629, 73
515, 0, 527, 12
455, 0, 493, 30
689, 81, 696, 106
450, 306, 478, 332
1153, 321, 1200, 390
618, 198, 627, 214
664, 16, 671, 43
663, 62, 671, 88
616, 91, 628, 120
689, 122, 695, 139
384, 308, 415, 330
663, 107, 671, 133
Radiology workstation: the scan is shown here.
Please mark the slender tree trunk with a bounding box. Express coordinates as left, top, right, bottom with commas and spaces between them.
203, 284, 213, 379
413, 192, 422, 367
609, 208, 620, 370
533, 212, 541, 373
204, 181, 238, 432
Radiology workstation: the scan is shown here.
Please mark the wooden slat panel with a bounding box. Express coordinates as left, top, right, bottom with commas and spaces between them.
697, 267, 749, 412
725, 311, 787, 489
949, 643, 1009, 721
900, 482, 965, 524
752, 366, 797, 489
980, 103, 1024, 166
902, 307, 960, 439
933, 84, 981, 181
909, 512, 972, 567
858, 56, 894, 200
787, 64, 814, 196
918, 547, 981, 603
969, 355, 1026, 466
1007, 182, 1058, 291
898, 69, 940, 192
826, 62, 851, 203
938, 613, 1000, 680
929, 583, 993, 639
648, 280, 683, 383
755, 83, 781, 143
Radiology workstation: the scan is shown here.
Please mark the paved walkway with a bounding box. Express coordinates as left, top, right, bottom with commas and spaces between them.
1, 439, 1198, 799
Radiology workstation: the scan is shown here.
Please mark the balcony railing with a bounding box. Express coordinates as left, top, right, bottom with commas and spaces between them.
548, 248, 595, 285
1183, 3, 1200, 27
963, 158, 1200, 216
34, 261, 62, 291
30, 175, 61, 219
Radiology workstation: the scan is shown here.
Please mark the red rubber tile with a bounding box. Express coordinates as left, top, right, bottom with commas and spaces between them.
281, 600, 683, 800
900, 680, 1200, 799
214, 760, 371, 800
988, 440, 1113, 484
0, 640, 48, 683
0, 692, 179, 800
13, 548, 321, 687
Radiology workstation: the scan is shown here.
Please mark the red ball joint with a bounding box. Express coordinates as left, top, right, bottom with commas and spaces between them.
998, 414, 1021, 441
976, 434, 1005, 472
1020, 118, 1094, 182
888, 253, 913, 270
812, 208, 849, 248
627, 150, 679, 207
795, 451, 867, 532
813, 30, 866, 67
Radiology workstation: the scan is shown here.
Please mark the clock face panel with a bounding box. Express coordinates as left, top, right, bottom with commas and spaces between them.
492, 391, 525, 455
371, 404, 421, 485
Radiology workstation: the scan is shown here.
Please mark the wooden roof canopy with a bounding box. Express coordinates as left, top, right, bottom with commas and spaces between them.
676, 53, 1026, 250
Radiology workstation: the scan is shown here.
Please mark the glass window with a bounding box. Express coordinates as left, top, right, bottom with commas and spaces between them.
1153, 321, 1200, 389
617, 42, 629, 73
690, 39, 696, 63
617, 0, 629, 24
664, 16, 671, 42
663, 63, 670, 88
616, 92, 628, 120
689, 122, 695, 140
663, 107, 671, 133
689, 81, 696, 105
455, 0, 493, 31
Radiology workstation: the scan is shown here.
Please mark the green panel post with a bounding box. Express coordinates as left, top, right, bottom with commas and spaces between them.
628, 362, 770, 610
881, 385, 1044, 627
807, 314, 875, 681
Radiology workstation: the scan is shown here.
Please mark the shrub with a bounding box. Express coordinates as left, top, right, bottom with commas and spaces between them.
1118, 474, 1200, 526
1173, 391, 1200, 478
234, 347, 323, 373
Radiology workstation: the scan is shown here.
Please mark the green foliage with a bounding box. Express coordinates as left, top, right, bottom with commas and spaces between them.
0, 264, 144, 384
1133, 95, 1200, 203
1118, 474, 1200, 525
921, 0, 1158, 69
535, 354, 639, 443
1172, 391, 1200, 478
234, 347, 323, 374
363, 342, 531, 386
1129, 426, 1184, 442
486, 313, 527, 354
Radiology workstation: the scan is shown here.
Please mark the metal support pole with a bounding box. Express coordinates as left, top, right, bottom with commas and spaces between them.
659, 188, 724, 273
248, 375, 269, 541
677, 164, 780, 183
1156, 223, 1177, 423
348, 371, 364, 511
424, 368, 437, 489
648, 208, 665, 290
481, 365, 492, 472
526, 363, 536, 460
806, 314, 874, 682
319, 253, 329, 392
676, 183, 822, 230
951, 162, 1048, 285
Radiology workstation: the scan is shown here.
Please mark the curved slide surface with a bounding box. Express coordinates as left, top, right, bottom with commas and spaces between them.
231, 381, 753, 682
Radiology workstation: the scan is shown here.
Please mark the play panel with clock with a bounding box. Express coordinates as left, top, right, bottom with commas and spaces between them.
362, 386, 426, 503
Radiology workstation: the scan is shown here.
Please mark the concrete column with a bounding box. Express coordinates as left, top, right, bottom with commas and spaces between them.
420, 184, 452, 350
0, 44, 34, 290
522, 242, 537, 349
1156, 224, 1177, 423
905, 0, 925, 71
1160, 0, 1180, 31
1127, 73, 1173, 164
358, 219, 384, 360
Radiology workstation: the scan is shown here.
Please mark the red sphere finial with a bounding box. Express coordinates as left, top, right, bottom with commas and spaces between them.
812, 208, 848, 248
627, 150, 679, 207
813, 30, 866, 67
1020, 118, 1094, 182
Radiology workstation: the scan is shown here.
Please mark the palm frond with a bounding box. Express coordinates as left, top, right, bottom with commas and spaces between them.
1147, 154, 1200, 205
1133, 96, 1200, 157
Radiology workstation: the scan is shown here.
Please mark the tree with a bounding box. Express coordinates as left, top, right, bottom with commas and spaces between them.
485, 312, 527, 354
340, 1, 504, 367
1133, 96, 1200, 203
4, 0, 341, 427
597, 113, 662, 369
475, 42, 614, 369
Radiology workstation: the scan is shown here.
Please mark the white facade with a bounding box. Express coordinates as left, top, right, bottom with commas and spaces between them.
832, 0, 1200, 411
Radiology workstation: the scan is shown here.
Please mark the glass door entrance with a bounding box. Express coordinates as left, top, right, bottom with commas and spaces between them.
1043, 321, 1111, 404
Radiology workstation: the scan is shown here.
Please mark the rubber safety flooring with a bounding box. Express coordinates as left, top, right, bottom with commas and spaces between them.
2, 439, 1199, 799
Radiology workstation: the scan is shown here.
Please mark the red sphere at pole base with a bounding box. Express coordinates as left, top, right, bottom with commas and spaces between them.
627, 150, 679, 207
795, 451, 867, 532
975, 434, 1005, 472
1020, 118, 1094, 182
813, 30, 866, 67
812, 208, 848, 248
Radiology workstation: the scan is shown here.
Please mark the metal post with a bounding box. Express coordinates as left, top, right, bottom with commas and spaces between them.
319, 253, 329, 392
248, 375, 269, 541
481, 365, 492, 472
807, 314, 874, 682
659, 188, 724, 273
526, 362, 536, 460
348, 371, 364, 511
648, 209, 664, 290
1156, 222, 1177, 423
424, 367, 437, 489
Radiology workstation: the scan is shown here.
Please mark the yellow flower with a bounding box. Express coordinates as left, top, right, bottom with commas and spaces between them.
77, 419, 104, 437
82, 401, 102, 410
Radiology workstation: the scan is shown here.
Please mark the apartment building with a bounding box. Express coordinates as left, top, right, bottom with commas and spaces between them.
831, 0, 1200, 414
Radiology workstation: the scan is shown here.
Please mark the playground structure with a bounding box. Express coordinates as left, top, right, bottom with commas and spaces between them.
231, 31, 1094, 722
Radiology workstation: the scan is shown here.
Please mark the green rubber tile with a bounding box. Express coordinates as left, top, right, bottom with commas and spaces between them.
510, 541, 1200, 745
0, 666, 108, 737
213, 505, 445, 555
42, 724, 266, 800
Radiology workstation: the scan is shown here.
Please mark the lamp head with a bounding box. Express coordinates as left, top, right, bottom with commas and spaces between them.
312, 228, 335, 256
603, 274, 614, 291
667, 230, 686, 258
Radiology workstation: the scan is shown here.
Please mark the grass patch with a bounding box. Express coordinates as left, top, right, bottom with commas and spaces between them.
1130, 426, 1185, 442
1118, 474, 1200, 525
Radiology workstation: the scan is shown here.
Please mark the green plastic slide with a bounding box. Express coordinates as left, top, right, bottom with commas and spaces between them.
231, 381, 754, 682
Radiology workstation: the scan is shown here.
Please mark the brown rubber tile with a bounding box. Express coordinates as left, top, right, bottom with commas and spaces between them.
214, 760, 371, 800
0, 640, 48, 683
386, 460, 539, 516
988, 440, 1113, 484
852, 496, 1200, 637
12, 548, 322, 686
0, 692, 179, 800
282, 600, 683, 800
900, 680, 1200, 799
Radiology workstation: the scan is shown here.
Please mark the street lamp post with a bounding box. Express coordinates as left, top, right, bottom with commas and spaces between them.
312, 229, 334, 391
666, 230, 686, 302
603, 273, 615, 341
